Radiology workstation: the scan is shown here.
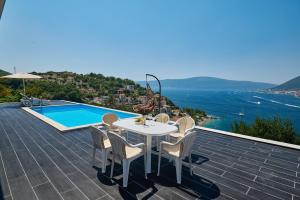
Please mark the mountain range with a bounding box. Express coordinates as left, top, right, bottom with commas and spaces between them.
138, 77, 276, 91
2, 68, 299, 91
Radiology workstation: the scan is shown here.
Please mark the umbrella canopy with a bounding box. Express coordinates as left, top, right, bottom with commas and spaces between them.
1, 73, 42, 79
1, 73, 42, 95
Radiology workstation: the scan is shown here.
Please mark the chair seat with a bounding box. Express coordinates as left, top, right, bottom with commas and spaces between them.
103, 138, 112, 149
162, 144, 181, 157
125, 146, 143, 159
169, 132, 184, 138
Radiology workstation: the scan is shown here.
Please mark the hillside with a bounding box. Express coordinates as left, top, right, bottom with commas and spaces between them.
0, 70, 145, 103
272, 76, 300, 90
138, 77, 276, 91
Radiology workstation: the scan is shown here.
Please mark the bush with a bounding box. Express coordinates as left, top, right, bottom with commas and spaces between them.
181, 107, 207, 119
232, 117, 298, 144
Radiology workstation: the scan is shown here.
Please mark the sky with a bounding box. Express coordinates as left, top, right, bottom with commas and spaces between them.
0, 0, 300, 84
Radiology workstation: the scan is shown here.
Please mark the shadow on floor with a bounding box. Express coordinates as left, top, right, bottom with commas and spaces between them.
0, 183, 4, 200
94, 153, 219, 199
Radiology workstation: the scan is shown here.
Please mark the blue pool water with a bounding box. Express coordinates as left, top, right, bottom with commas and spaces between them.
32, 104, 138, 128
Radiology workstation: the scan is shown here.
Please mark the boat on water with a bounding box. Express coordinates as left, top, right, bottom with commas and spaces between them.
238, 112, 245, 116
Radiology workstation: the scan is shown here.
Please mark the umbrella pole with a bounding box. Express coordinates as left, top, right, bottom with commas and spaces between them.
23, 79, 26, 95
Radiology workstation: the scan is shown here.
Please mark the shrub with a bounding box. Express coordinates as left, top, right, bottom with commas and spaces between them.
232, 117, 298, 144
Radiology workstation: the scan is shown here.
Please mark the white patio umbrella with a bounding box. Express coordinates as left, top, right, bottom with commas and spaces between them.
0, 73, 42, 95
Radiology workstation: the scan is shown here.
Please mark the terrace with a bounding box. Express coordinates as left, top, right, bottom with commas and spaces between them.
1, 102, 300, 200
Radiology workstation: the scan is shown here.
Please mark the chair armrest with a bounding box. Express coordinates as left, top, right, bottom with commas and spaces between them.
185, 127, 195, 133
128, 143, 145, 148
161, 141, 173, 145
160, 141, 175, 147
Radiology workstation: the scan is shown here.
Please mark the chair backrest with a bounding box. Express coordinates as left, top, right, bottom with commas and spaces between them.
102, 113, 118, 126
176, 116, 195, 135
89, 126, 108, 150
154, 113, 170, 123
178, 131, 197, 158
107, 131, 127, 160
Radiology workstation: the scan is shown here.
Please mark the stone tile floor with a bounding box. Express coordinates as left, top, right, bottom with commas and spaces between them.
0, 104, 300, 200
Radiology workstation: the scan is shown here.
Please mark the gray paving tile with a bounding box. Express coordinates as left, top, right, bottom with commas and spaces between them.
294, 195, 300, 200
193, 167, 249, 193
9, 175, 37, 200
260, 167, 300, 182
61, 188, 89, 200
247, 188, 281, 200
255, 176, 300, 197
156, 188, 190, 200
14, 150, 48, 187
0, 143, 24, 181
68, 172, 106, 200
223, 171, 292, 200
265, 157, 298, 171
34, 182, 63, 200
4, 196, 12, 200
0, 153, 10, 198
269, 152, 299, 163
258, 171, 295, 187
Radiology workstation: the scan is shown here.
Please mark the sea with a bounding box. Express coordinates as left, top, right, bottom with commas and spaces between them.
161, 89, 300, 134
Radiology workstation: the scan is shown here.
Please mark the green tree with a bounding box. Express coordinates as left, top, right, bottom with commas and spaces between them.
232, 117, 299, 144
0, 84, 11, 97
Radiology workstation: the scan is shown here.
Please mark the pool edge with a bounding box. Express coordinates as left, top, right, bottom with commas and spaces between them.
22, 102, 141, 132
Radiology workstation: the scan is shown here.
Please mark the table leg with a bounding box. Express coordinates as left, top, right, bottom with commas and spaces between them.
146, 135, 152, 173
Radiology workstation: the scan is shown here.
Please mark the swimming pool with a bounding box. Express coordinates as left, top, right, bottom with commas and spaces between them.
23, 104, 139, 131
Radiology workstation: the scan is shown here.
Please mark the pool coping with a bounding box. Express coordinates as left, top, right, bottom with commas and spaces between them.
22, 101, 141, 132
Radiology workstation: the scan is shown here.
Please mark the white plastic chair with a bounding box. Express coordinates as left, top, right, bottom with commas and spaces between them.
157, 131, 197, 184
89, 126, 112, 173
168, 116, 195, 142
154, 113, 170, 150
107, 131, 147, 187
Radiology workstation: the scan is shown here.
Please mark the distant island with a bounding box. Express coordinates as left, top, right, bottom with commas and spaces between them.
138, 76, 276, 91
267, 76, 300, 98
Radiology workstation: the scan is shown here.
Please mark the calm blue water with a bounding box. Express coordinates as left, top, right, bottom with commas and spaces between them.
162, 89, 300, 134
32, 104, 138, 127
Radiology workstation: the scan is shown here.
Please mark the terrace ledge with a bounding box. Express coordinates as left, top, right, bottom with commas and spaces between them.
196, 126, 300, 150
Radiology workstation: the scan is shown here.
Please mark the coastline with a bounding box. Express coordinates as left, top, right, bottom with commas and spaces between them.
197, 115, 218, 127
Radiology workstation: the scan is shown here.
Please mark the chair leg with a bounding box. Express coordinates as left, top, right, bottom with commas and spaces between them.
156, 137, 160, 151
166, 135, 170, 143
144, 154, 147, 179
175, 159, 182, 184
157, 151, 162, 176
92, 147, 96, 166
124, 130, 128, 140
110, 156, 115, 179
189, 153, 193, 176
122, 159, 130, 187
101, 150, 108, 173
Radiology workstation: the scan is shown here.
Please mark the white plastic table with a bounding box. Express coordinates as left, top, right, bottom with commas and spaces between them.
113, 118, 178, 173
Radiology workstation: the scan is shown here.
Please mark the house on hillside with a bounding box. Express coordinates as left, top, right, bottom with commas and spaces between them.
125, 85, 135, 91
